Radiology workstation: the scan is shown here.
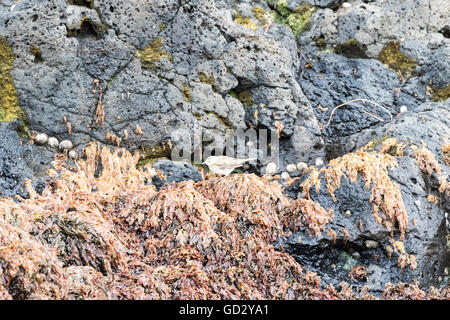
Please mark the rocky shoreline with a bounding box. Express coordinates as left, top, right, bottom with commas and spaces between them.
0, 0, 449, 299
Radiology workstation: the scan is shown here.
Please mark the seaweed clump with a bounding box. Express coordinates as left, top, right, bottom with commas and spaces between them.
0, 143, 448, 299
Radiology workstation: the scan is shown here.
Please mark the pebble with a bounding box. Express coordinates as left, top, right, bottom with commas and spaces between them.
444, 267, 448, 276
342, 2, 352, 8
281, 172, 290, 180
265, 162, 278, 175
296, 162, 307, 171
286, 164, 296, 173
47, 137, 59, 148
34, 133, 48, 145
315, 157, 324, 167
344, 210, 352, 216
352, 251, 360, 259
365, 240, 379, 249
59, 140, 73, 151
399, 105, 408, 113
414, 200, 421, 208
69, 149, 77, 159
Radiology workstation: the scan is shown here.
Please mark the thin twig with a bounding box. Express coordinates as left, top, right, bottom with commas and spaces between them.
323, 98, 393, 127
297, 48, 317, 72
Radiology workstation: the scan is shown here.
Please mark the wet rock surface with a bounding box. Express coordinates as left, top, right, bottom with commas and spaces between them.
151, 159, 202, 190
0, 0, 449, 296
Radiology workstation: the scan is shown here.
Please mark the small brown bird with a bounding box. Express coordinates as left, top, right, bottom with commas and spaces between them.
203, 156, 256, 176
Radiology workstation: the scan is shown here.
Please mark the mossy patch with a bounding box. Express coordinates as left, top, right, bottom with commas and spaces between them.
334, 39, 368, 59
365, 134, 390, 152
273, 1, 315, 35
181, 84, 192, 102
138, 141, 172, 166
253, 7, 268, 24
431, 84, 450, 102
207, 112, 234, 129
198, 72, 215, 86
0, 37, 27, 124
378, 41, 416, 78
136, 38, 172, 70
234, 11, 258, 31
314, 35, 327, 49
30, 46, 43, 63
237, 90, 254, 108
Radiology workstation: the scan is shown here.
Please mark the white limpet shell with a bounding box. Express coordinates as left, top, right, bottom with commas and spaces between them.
47, 137, 59, 148
265, 162, 278, 175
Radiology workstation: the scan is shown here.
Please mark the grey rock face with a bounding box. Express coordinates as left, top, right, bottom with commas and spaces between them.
283, 101, 450, 291
298, 0, 450, 58
0, 121, 53, 198
0, 0, 448, 293
0, 0, 323, 167
298, 52, 426, 140
151, 159, 202, 190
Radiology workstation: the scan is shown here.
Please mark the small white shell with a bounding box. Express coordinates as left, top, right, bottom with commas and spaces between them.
59, 140, 73, 151
399, 105, 408, 113
342, 2, 351, 8
315, 157, 324, 167
265, 162, 278, 175
365, 240, 379, 249
296, 162, 307, 171
68, 149, 77, 159
281, 172, 290, 180
47, 137, 59, 148
286, 164, 297, 173
34, 133, 48, 146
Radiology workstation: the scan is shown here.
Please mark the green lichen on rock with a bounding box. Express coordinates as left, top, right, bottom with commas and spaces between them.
193, 112, 202, 120
234, 11, 258, 30
378, 41, 416, 78
237, 90, 254, 108
136, 38, 172, 70
30, 45, 43, 63
198, 72, 215, 86
252, 7, 268, 24
0, 37, 26, 124
334, 39, 368, 59
431, 84, 450, 102
314, 35, 327, 49
181, 84, 192, 102
365, 134, 389, 151
138, 141, 173, 166
273, 1, 315, 35
207, 112, 234, 129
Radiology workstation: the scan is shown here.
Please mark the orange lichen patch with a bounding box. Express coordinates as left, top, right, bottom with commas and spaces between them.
412, 145, 442, 175
442, 144, 450, 166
